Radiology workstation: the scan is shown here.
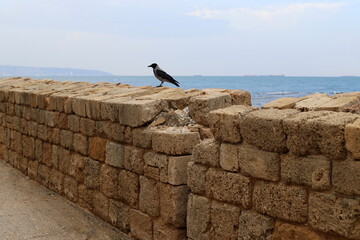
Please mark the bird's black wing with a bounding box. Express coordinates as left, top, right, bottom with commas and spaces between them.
156, 69, 180, 87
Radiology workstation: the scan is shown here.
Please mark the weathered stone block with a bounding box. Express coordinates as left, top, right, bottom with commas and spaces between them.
78, 184, 93, 210
100, 164, 119, 198
160, 183, 189, 228
220, 143, 239, 172
37, 164, 50, 186
192, 139, 220, 167
42, 142, 52, 167
130, 209, 153, 240
168, 155, 192, 185
187, 162, 208, 194
144, 165, 160, 180
152, 129, 201, 155
211, 200, 241, 240
240, 109, 298, 152
48, 169, 64, 195
309, 192, 360, 239
118, 99, 162, 127
205, 168, 251, 208
281, 155, 331, 190
67, 114, 80, 133
295, 96, 332, 110
253, 181, 307, 223
189, 93, 232, 126
60, 129, 74, 149
49, 128, 60, 145
238, 145, 280, 181
58, 148, 71, 175
139, 176, 160, 217
209, 105, 257, 143
144, 151, 168, 182
73, 133, 88, 155
69, 154, 85, 183
105, 141, 124, 168
93, 191, 109, 221
333, 159, 360, 195
22, 135, 35, 159
83, 157, 101, 189
345, 119, 360, 159
187, 194, 211, 240
262, 97, 301, 109
132, 127, 153, 149
88, 137, 107, 161
27, 160, 39, 181
45, 111, 59, 127
154, 219, 186, 240
72, 97, 87, 117
109, 199, 130, 232
124, 146, 144, 174
79, 117, 96, 136
118, 170, 139, 208
316, 96, 359, 111
64, 176, 78, 202
272, 222, 330, 240
238, 210, 274, 240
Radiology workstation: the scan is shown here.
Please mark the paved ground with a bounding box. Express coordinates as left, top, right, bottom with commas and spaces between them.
0, 161, 132, 240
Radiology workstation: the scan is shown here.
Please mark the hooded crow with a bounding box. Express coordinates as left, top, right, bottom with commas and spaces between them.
148, 63, 180, 87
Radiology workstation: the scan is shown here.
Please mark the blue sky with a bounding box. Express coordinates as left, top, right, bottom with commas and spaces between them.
0, 0, 359, 76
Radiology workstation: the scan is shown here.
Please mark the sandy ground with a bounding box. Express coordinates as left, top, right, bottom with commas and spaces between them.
0, 160, 132, 240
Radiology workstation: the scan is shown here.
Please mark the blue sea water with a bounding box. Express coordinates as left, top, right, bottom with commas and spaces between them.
37, 75, 360, 107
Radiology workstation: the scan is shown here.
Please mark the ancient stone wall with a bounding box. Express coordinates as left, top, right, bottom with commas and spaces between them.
188, 105, 360, 239
2, 77, 360, 240
0, 77, 250, 240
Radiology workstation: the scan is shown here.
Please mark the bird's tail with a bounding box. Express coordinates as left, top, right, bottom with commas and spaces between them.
172, 79, 180, 87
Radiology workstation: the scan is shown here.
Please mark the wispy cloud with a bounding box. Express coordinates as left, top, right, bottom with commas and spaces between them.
187, 2, 345, 30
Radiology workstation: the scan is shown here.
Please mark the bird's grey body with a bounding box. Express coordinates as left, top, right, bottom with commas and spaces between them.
148, 63, 180, 87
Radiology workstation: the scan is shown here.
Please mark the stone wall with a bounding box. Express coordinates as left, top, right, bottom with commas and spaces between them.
2, 77, 360, 240
0, 77, 250, 240
188, 105, 360, 239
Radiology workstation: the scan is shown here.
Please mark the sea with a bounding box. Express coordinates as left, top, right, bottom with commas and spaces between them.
33, 76, 360, 107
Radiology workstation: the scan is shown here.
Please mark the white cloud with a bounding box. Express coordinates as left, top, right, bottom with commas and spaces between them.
188, 2, 345, 30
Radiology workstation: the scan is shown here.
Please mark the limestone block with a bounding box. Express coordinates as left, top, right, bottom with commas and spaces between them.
78, 184, 93, 210
281, 155, 330, 190
58, 148, 71, 175
144, 151, 168, 182
160, 183, 189, 228
100, 164, 119, 198
105, 141, 124, 168
205, 168, 251, 208
295, 96, 332, 110
60, 130, 74, 150
168, 155, 192, 185
18, 156, 29, 175
262, 97, 301, 109
73, 133, 88, 155
109, 199, 130, 232
22, 135, 35, 159
118, 170, 139, 208
72, 97, 87, 117
132, 127, 153, 149
48, 169, 64, 194
211, 200, 241, 240
187, 194, 211, 240
187, 162, 208, 194
93, 191, 109, 221
124, 146, 144, 174
27, 160, 39, 181
220, 143, 239, 172
44, 111, 59, 127
238, 145, 280, 181
224, 89, 251, 105
191, 139, 220, 167
316, 96, 359, 111
57, 113, 68, 129
83, 157, 101, 189
238, 210, 274, 240
152, 129, 200, 155
130, 209, 153, 240
49, 128, 60, 145
38, 164, 50, 186
64, 176, 78, 202
139, 176, 160, 217
69, 154, 85, 183
89, 137, 107, 161
85, 97, 103, 120
240, 109, 298, 152
104, 122, 133, 144
209, 105, 257, 143
154, 219, 186, 240
333, 159, 360, 195
51, 145, 59, 169
309, 192, 360, 239
118, 99, 162, 127
345, 119, 360, 159
283, 111, 331, 155
253, 181, 307, 223
189, 93, 232, 126
80, 117, 96, 136
272, 222, 331, 240
67, 114, 80, 133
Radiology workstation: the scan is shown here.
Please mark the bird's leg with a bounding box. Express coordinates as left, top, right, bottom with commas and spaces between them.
156, 82, 164, 87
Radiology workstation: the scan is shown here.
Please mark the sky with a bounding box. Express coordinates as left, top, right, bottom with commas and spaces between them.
0, 0, 360, 76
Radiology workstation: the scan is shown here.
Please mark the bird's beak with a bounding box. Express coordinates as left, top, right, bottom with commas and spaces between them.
147, 65, 152, 67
